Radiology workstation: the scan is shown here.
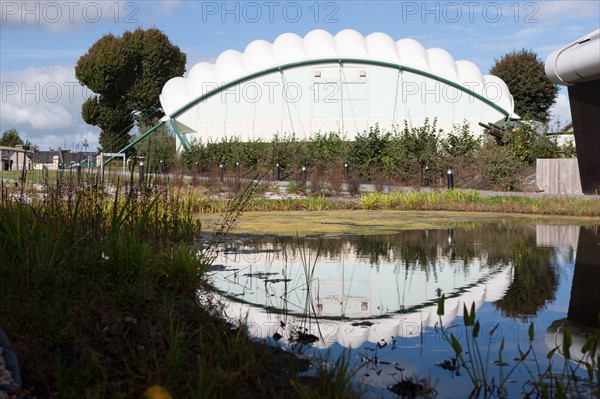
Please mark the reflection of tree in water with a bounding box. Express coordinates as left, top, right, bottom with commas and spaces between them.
494, 239, 559, 322
243, 223, 539, 273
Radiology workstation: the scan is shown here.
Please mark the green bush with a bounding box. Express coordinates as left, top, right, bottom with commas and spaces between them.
174, 119, 577, 192
348, 124, 391, 180
502, 121, 560, 164
442, 121, 480, 158
478, 140, 525, 191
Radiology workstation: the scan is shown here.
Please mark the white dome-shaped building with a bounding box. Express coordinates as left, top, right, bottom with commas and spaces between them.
159, 29, 517, 149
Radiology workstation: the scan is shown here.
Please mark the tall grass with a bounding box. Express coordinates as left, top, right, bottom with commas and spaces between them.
0, 174, 358, 398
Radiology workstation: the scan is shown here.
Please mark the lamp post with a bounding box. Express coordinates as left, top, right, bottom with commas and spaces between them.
447, 167, 454, 189
139, 158, 145, 182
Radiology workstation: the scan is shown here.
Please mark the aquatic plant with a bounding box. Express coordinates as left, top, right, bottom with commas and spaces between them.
437, 296, 599, 398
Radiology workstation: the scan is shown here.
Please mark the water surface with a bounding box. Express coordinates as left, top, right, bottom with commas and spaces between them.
208, 223, 599, 398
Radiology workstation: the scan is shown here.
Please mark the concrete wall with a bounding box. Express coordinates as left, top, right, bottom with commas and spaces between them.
536, 158, 583, 195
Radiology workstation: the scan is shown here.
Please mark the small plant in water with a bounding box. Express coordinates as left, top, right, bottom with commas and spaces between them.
436, 295, 600, 398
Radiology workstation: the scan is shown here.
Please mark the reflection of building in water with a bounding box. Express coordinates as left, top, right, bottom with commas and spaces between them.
210, 230, 516, 348
536, 225, 580, 248
212, 235, 509, 319
219, 266, 513, 349
208, 224, 597, 394
544, 226, 600, 362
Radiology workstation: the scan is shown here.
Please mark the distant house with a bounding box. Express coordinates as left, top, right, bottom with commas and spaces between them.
0, 145, 33, 171
32, 149, 97, 170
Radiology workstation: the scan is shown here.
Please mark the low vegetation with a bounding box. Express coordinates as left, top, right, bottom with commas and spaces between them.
0, 175, 360, 398
0, 146, 597, 397
178, 119, 575, 192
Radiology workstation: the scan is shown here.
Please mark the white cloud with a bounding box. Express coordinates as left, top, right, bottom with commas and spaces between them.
0, 64, 100, 150
512, 27, 544, 41
0, 1, 140, 33
1, 48, 86, 61
536, 1, 600, 22
155, 0, 181, 16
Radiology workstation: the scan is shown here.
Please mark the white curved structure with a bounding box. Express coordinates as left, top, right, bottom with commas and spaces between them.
159, 29, 516, 148
545, 29, 600, 86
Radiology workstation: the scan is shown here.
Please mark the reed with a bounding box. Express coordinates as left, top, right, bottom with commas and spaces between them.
437, 296, 599, 398
0, 175, 358, 398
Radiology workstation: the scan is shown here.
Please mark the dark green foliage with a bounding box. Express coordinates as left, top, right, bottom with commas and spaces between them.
490, 49, 559, 124
502, 121, 560, 164
133, 124, 177, 173
477, 140, 525, 191
0, 128, 24, 147
76, 28, 186, 152
382, 119, 443, 183
348, 124, 391, 180
442, 122, 480, 157
175, 118, 577, 191
0, 177, 358, 398
307, 132, 347, 169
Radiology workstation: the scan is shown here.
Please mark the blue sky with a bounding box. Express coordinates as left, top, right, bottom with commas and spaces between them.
1, 0, 599, 150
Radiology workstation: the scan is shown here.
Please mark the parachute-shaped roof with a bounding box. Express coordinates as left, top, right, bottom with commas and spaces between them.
160, 29, 515, 120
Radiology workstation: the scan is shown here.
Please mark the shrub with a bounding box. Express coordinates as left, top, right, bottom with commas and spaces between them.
477, 140, 525, 191
502, 121, 560, 164
442, 121, 480, 158
348, 124, 391, 180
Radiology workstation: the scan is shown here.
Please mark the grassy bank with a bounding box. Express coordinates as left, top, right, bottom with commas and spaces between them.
189, 189, 600, 219
0, 182, 359, 398
200, 209, 600, 237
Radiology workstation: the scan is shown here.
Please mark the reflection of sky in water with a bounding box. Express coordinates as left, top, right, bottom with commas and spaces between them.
207, 224, 596, 398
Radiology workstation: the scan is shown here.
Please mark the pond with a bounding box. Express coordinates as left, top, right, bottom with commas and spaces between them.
207, 223, 600, 398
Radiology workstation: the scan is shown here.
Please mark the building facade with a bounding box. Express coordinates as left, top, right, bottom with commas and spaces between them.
160, 29, 517, 150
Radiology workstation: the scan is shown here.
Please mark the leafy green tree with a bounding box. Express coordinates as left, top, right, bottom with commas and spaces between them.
134, 124, 177, 172
442, 122, 480, 157
0, 128, 24, 147
502, 122, 560, 165
76, 28, 186, 152
349, 125, 391, 180
490, 49, 558, 124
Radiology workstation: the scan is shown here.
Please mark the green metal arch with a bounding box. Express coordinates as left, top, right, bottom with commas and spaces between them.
109, 58, 512, 162
168, 57, 512, 126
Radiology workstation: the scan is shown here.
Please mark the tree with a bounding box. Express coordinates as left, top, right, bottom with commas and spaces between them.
134, 124, 177, 172
23, 140, 39, 152
0, 128, 24, 147
490, 49, 558, 124
76, 28, 186, 152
